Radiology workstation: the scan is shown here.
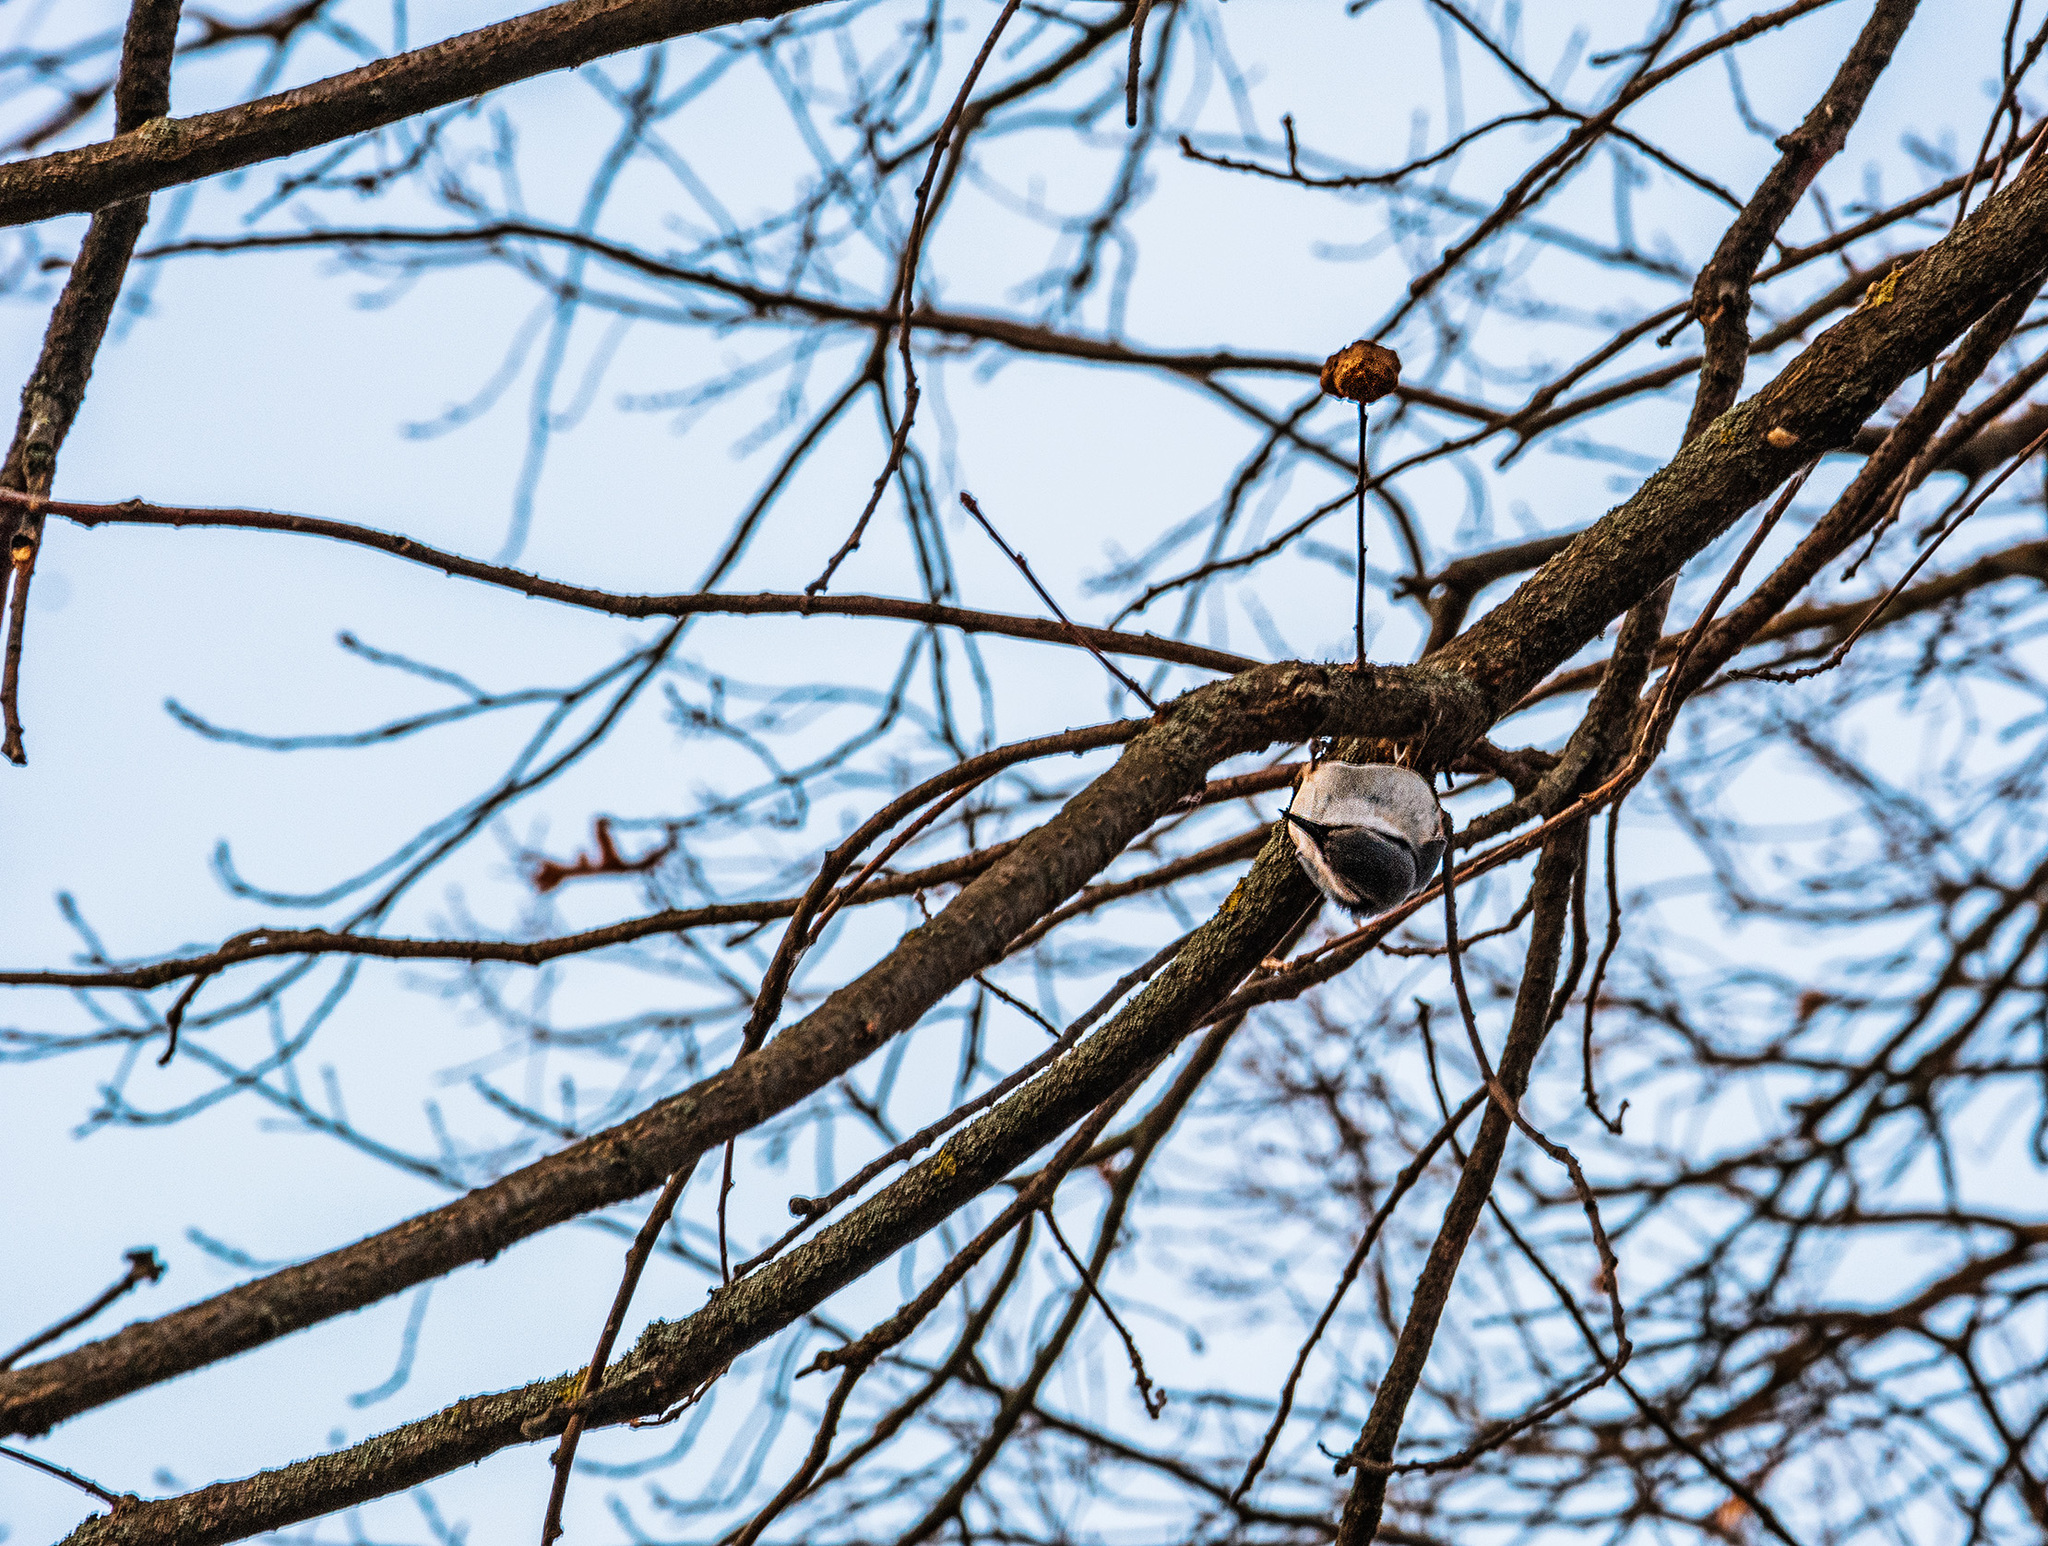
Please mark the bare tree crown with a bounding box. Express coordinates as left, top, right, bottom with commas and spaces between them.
4, 2, 2048, 1544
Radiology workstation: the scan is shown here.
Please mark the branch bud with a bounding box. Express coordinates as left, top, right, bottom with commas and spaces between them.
1319, 339, 1401, 403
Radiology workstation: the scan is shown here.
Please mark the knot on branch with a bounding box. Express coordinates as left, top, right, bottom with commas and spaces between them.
1319, 340, 1401, 404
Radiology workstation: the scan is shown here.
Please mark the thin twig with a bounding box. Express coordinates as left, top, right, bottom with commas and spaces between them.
0, 1442, 130, 1507
1042, 1206, 1165, 1417
808, 1071, 1151, 1382
1355, 403, 1369, 664
1125, 0, 1157, 127
1, 1248, 164, 1370
1231, 1086, 1486, 1502
1580, 800, 1629, 1134
806, 776, 990, 947
960, 491, 1160, 711
1438, 819, 1631, 1378
733, 933, 1190, 1279
1738, 422, 2048, 683
540, 1155, 702, 1545
808, 0, 1025, 594
723, 1364, 863, 1546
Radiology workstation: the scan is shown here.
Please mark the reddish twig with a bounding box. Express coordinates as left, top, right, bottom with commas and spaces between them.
523, 817, 678, 894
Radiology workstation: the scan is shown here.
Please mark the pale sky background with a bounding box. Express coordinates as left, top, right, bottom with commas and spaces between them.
2, 2, 2036, 1542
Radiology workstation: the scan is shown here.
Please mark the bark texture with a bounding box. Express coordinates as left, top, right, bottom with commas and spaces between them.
41, 132, 2048, 1546
0, 0, 826, 229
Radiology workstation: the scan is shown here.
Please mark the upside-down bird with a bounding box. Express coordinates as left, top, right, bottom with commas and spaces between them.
1282, 760, 1445, 916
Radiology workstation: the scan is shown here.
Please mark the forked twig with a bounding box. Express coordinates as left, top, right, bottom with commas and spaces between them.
807, 0, 1024, 594
1042, 1206, 1165, 1417
1438, 818, 1630, 1383
1231, 1085, 1486, 1501
1738, 423, 2048, 684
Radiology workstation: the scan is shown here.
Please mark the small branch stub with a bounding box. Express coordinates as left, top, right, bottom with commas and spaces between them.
1320, 340, 1402, 404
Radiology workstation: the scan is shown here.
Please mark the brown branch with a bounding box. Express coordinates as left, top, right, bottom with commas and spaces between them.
1701, 1227, 2048, 1437
886, 956, 1310, 1546
1415, 532, 1581, 656
1333, 836, 1578, 1545
128, 214, 1949, 464
0, 853, 1007, 991
1123, 239, 1930, 633
17, 488, 1256, 674
1682, 0, 1920, 440
1040, 1205, 1164, 1417
0, 0, 835, 230
736, 933, 1188, 1279
1506, 249, 1917, 453
1845, 382, 2048, 482
130, 223, 1334, 379
1002, 822, 1273, 954
785, 1213, 1034, 1504
1, 1250, 164, 1371
0, 0, 183, 764
33, 151, 2048, 1518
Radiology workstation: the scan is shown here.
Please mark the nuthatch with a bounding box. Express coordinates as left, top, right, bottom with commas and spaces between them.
1283, 760, 1445, 916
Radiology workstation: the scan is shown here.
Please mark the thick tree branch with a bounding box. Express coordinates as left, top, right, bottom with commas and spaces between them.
1682, 0, 1919, 440
1, 0, 183, 763
3, 663, 1464, 1444
0, 0, 832, 230
30, 145, 2048, 1525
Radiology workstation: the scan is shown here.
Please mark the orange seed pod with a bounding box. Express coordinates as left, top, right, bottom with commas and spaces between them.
1319, 339, 1402, 404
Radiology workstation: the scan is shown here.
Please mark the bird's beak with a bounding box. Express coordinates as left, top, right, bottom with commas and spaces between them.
1283, 810, 1331, 841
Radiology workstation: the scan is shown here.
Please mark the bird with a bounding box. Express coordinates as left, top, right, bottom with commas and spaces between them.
1282, 760, 1445, 916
